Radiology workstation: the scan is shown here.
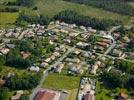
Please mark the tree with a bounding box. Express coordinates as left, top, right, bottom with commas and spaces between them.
6, 48, 31, 68
16, 11, 50, 26
6, 73, 42, 90
127, 76, 134, 91
16, 0, 35, 7
0, 55, 5, 65
101, 70, 122, 88
127, 39, 134, 51
20, 95, 29, 100
0, 87, 10, 100
54, 10, 121, 30
115, 60, 134, 75
64, 0, 134, 16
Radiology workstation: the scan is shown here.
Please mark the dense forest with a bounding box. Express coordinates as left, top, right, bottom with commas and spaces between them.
16, 11, 50, 26
64, 0, 134, 16
54, 10, 121, 30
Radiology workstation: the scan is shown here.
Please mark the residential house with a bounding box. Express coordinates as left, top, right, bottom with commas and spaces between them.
64, 38, 71, 44
80, 26, 87, 31
91, 61, 101, 74
0, 48, 10, 55
118, 92, 128, 100
55, 20, 60, 25
69, 32, 79, 37
76, 42, 89, 49
29, 66, 40, 72
20, 51, 31, 59
11, 90, 24, 100
25, 30, 35, 38
60, 29, 68, 34
74, 50, 81, 55
0, 79, 6, 87
112, 49, 123, 57
55, 63, 64, 73
101, 39, 112, 44
45, 58, 51, 63
66, 58, 80, 63
36, 29, 45, 36
40, 62, 48, 68
81, 33, 89, 38
6, 44, 15, 49
52, 29, 60, 33
87, 27, 96, 33
53, 52, 60, 57
96, 42, 109, 48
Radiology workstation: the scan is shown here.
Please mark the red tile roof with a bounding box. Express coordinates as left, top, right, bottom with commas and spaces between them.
84, 93, 94, 100
35, 91, 55, 100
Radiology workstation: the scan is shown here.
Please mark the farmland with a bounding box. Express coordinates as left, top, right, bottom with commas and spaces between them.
0, 12, 18, 28
36, 0, 131, 24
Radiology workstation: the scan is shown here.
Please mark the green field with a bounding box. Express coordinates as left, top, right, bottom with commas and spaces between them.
0, 12, 18, 28
36, 0, 131, 24
0, 0, 16, 3
95, 81, 111, 100
0, 65, 27, 77
0, 0, 133, 28
42, 73, 80, 100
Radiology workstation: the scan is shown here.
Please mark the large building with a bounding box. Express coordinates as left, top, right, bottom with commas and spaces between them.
34, 89, 61, 100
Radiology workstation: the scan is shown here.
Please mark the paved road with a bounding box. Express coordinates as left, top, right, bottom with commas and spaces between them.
18, 30, 27, 40
29, 46, 75, 100
108, 25, 121, 35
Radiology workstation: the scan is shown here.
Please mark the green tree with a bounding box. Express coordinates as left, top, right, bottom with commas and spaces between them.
0, 87, 10, 100
17, 0, 35, 7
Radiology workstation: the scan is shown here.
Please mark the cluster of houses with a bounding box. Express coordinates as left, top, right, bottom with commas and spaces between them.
24, 24, 45, 38
0, 28, 22, 38
53, 21, 97, 33
29, 45, 67, 73
78, 77, 96, 100
90, 61, 101, 75
94, 37, 112, 53
43, 45, 67, 64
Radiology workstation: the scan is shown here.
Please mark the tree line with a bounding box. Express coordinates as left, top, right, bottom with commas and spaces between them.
100, 59, 134, 91
2, 0, 35, 7
16, 11, 50, 26
54, 10, 121, 30
5, 73, 42, 90
101, 70, 134, 91
64, 0, 134, 16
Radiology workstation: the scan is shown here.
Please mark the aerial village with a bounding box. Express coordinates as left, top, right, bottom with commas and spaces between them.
0, 21, 134, 100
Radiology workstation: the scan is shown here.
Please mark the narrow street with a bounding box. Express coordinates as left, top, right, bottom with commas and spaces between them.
29, 46, 75, 100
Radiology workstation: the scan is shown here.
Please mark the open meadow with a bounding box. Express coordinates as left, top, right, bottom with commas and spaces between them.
0, 12, 18, 28
36, 0, 131, 24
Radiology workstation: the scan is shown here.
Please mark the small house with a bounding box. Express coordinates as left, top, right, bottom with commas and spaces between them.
11, 90, 24, 100
30, 66, 40, 72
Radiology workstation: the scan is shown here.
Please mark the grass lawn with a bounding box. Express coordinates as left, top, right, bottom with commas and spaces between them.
128, 2, 134, 8
0, 65, 28, 78
0, 0, 16, 3
0, 12, 18, 28
42, 73, 80, 100
36, 0, 131, 24
95, 81, 111, 100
